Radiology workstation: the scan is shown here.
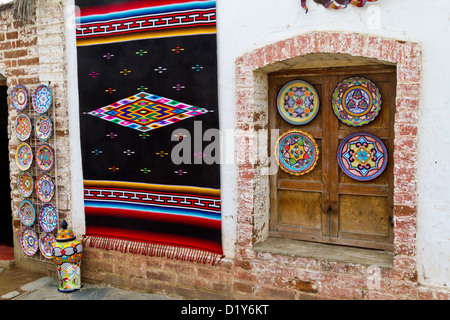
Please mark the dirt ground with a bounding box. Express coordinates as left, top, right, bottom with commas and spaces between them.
0, 267, 45, 299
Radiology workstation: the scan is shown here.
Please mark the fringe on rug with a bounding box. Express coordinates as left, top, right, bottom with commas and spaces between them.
82, 235, 225, 266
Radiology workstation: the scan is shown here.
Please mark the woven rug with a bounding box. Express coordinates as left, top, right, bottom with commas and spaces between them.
75, 0, 222, 265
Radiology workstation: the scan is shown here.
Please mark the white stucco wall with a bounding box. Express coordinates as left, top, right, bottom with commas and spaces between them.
67, 0, 450, 289
215, 0, 450, 288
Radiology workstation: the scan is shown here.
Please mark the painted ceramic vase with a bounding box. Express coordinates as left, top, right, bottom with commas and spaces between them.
52, 220, 83, 293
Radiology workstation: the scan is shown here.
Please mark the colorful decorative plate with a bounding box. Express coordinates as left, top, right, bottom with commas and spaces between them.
39, 232, 56, 259
36, 144, 55, 172
332, 77, 382, 126
39, 203, 58, 232
11, 84, 29, 112
275, 129, 319, 176
277, 80, 320, 125
337, 132, 388, 181
35, 173, 55, 203
17, 171, 34, 198
34, 114, 53, 142
18, 199, 36, 227
20, 227, 38, 256
15, 142, 33, 171
32, 84, 52, 114
15, 114, 32, 141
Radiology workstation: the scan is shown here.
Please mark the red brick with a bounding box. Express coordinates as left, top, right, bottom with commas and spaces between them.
17, 57, 39, 66
394, 205, 417, 218
4, 49, 28, 59
6, 31, 18, 40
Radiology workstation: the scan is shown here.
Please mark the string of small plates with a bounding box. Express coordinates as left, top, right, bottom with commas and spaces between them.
11, 83, 57, 259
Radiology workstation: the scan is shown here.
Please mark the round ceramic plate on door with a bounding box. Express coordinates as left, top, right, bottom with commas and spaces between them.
32, 84, 52, 114
34, 114, 53, 142
276, 80, 320, 125
11, 84, 29, 112
15, 142, 33, 171
15, 114, 32, 141
274, 129, 319, 176
337, 132, 388, 181
20, 227, 38, 256
332, 77, 382, 126
18, 199, 36, 227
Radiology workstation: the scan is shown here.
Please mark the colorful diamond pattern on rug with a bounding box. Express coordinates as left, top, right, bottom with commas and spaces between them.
20, 227, 38, 256
15, 113, 32, 141
88, 92, 209, 132
36, 144, 55, 172
17, 171, 34, 198
277, 80, 320, 125
275, 130, 319, 176
32, 84, 52, 114
332, 77, 382, 126
39, 232, 56, 259
16, 142, 33, 171
35, 114, 53, 142
18, 199, 36, 227
11, 84, 29, 112
337, 132, 388, 181
39, 203, 58, 232
35, 173, 55, 203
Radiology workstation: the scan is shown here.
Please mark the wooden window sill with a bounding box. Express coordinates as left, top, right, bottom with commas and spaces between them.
253, 237, 393, 268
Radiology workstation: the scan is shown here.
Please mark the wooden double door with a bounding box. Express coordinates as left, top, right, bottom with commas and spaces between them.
269, 65, 396, 251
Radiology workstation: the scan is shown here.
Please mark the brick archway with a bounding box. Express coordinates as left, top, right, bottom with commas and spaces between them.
234, 31, 422, 299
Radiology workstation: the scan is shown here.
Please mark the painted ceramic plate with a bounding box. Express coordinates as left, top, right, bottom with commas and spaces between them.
39, 203, 58, 232
277, 80, 320, 125
36, 144, 55, 172
17, 171, 34, 198
32, 84, 52, 114
275, 129, 319, 176
20, 227, 38, 256
15, 114, 32, 141
35, 173, 55, 203
18, 199, 36, 227
11, 84, 29, 112
34, 114, 53, 142
337, 132, 388, 181
39, 232, 55, 259
332, 77, 382, 126
15, 142, 33, 171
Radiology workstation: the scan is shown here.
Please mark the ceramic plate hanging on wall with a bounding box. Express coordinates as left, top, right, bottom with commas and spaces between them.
277, 80, 320, 125
34, 114, 53, 142
18, 199, 36, 227
15, 142, 33, 171
275, 129, 319, 176
32, 84, 52, 114
35, 173, 55, 203
20, 227, 38, 256
337, 132, 388, 181
39, 203, 58, 232
36, 144, 55, 172
17, 171, 34, 198
332, 77, 382, 126
11, 84, 29, 112
39, 232, 56, 259
15, 114, 32, 141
